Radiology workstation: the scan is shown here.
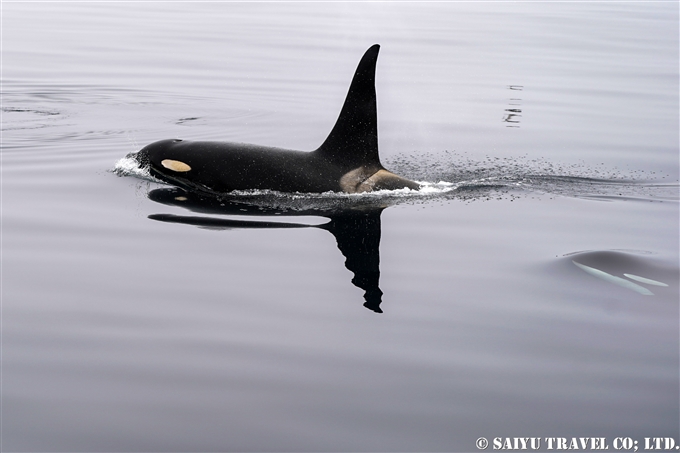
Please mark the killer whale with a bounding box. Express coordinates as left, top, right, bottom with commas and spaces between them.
135, 45, 420, 195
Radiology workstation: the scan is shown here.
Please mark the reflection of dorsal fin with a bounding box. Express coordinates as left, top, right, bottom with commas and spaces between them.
315, 44, 382, 168
319, 209, 384, 313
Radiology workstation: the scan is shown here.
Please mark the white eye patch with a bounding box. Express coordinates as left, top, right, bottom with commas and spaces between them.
161, 159, 191, 172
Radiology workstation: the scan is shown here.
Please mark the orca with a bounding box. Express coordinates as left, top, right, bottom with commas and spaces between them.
134, 45, 420, 195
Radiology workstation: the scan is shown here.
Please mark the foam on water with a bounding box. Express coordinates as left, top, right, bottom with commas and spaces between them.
112, 154, 155, 181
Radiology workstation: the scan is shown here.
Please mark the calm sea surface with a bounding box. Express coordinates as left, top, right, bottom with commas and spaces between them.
2, 2, 679, 451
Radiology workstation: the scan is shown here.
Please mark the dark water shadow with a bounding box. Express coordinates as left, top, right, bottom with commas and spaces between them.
147, 188, 387, 313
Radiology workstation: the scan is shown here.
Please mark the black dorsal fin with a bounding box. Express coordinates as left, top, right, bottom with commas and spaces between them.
315, 44, 382, 168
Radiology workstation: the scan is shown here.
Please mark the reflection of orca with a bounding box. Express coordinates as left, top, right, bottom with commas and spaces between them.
135, 45, 420, 195
148, 188, 386, 313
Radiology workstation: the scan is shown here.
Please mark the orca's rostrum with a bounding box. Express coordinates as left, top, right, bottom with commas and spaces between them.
135, 45, 421, 195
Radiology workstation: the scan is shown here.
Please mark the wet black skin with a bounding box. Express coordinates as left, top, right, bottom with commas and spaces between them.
138, 139, 373, 194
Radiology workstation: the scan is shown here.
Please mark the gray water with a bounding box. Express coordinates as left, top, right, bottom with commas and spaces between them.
2, 2, 679, 452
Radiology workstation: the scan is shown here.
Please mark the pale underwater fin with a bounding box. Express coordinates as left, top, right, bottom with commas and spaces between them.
623, 273, 668, 287
316, 44, 382, 169
572, 261, 654, 295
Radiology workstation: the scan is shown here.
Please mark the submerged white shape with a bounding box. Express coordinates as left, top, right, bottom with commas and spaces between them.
623, 274, 668, 287
572, 261, 654, 296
